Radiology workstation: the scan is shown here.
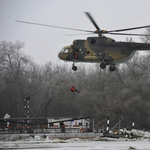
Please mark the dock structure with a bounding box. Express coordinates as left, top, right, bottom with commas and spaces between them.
0, 133, 103, 140
0, 116, 102, 139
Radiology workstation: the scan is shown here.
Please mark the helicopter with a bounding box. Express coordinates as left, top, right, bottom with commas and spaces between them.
17, 12, 150, 71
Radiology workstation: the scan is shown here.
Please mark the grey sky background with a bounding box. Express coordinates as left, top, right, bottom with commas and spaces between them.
1, 0, 150, 65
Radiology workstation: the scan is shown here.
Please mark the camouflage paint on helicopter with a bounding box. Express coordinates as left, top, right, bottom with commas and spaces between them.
58, 36, 150, 71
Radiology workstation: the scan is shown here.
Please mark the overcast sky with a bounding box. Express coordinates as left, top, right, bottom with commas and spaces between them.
1, 0, 150, 65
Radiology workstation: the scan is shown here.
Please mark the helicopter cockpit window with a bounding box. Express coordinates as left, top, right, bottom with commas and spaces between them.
60, 48, 64, 54
64, 49, 68, 54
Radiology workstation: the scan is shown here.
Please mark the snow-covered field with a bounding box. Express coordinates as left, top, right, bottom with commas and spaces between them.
0, 129, 150, 150
0, 139, 150, 150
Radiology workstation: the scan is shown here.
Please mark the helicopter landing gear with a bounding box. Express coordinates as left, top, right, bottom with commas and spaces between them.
72, 63, 77, 71
100, 62, 116, 71
100, 62, 106, 69
109, 64, 116, 71
72, 66, 77, 71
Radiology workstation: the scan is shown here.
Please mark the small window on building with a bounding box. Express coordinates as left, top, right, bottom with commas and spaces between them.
54, 118, 59, 120
79, 123, 82, 126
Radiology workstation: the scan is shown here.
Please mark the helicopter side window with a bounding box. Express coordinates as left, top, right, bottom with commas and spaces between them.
87, 51, 90, 54
64, 49, 68, 54
90, 39, 96, 44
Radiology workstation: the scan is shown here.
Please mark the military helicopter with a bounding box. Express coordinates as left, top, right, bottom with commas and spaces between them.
17, 12, 150, 71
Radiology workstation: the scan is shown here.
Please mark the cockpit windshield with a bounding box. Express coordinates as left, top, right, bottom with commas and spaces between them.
64, 49, 68, 54
60, 48, 68, 54
60, 48, 64, 54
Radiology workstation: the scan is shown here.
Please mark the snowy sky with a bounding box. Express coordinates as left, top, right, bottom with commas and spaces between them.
1, 0, 150, 65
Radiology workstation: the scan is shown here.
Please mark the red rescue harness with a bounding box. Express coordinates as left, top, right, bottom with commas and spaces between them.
70, 87, 75, 92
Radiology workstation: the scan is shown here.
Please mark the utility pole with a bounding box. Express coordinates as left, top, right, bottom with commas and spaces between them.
93, 118, 95, 133
131, 120, 135, 135
24, 96, 30, 123
106, 117, 109, 133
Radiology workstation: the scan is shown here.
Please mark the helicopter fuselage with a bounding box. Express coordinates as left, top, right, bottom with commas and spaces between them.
58, 36, 150, 65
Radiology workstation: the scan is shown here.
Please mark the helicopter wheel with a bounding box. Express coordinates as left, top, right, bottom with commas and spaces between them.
109, 65, 116, 71
100, 63, 106, 69
72, 65, 77, 71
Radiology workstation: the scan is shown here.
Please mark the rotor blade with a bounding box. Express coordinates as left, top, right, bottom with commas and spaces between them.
84, 12, 100, 31
16, 20, 94, 33
65, 33, 95, 36
107, 32, 150, 36
107, 25, 150, 33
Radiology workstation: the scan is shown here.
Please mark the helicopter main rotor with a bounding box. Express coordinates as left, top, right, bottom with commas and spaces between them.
17, 12, 150, 37
84, 12, 150, 37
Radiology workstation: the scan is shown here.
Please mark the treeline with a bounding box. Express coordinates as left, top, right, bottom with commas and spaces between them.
0, 41, 150, 130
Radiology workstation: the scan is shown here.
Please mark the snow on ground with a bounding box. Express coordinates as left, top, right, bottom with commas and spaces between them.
0, 129, 150, 149
132, 129, 150, 138
0, 140, 150, 150
0, 135, 150, 150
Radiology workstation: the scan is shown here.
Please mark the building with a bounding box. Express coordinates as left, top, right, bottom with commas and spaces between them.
46, 117, 91, 133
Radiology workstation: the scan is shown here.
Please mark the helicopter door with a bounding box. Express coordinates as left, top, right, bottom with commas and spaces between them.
73, 49, 79, 59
